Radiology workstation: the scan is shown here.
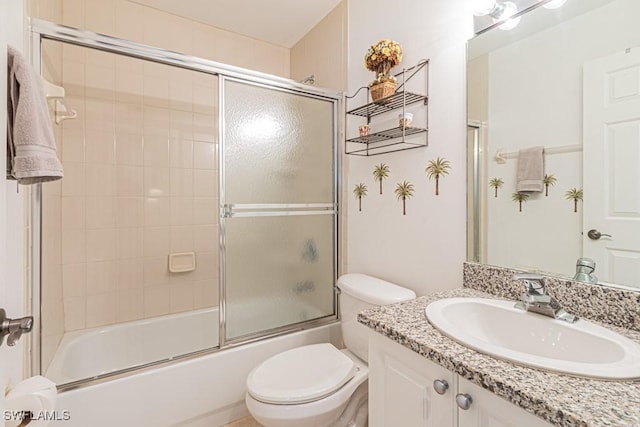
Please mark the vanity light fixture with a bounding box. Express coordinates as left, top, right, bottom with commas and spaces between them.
498, 2, 521, 30
472, 0, 521, 30
543, 0, 568, 9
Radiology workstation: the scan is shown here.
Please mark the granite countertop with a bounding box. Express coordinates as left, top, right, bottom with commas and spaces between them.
358, 288, 640, 427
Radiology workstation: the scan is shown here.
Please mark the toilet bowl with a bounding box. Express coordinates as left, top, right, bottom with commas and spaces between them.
245, 274, 416, 427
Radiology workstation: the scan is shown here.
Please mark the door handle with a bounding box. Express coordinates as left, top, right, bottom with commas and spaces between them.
0, 309, 33, 347
587, 229, 612, 240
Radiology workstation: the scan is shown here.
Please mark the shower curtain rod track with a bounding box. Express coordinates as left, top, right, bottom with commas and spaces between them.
29, 18, 343, 101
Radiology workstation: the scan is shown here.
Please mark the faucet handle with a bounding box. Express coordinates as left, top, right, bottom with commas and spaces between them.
513, 273, 546, 295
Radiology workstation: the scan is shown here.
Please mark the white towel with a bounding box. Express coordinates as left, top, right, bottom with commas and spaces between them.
7, 45, 63, 184
516, 146, 544, 192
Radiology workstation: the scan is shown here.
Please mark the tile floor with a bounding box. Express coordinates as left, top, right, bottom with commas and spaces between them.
224, 416, 262, 427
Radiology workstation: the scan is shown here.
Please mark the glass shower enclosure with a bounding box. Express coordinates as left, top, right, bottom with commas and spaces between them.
31, 19, 340, 387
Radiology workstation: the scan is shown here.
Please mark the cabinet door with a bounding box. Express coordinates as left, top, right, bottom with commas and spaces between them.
457, 377, 553, 427
369, 332, 454, 427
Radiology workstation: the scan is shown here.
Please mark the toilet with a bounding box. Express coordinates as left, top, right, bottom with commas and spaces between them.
245, 273, 416, 427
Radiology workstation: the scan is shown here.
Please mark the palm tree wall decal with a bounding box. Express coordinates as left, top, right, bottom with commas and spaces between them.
543, 174, 557, 197
373, 163, 390, 195
425, 157, 451, 195
511, 192, 530, 212
353, 183, 368, 212
489, 177, 504, 198
565, 188, 583, 213
394, 181, 415, 215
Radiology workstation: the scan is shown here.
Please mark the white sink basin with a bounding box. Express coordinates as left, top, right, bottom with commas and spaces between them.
425, 297, 640, 380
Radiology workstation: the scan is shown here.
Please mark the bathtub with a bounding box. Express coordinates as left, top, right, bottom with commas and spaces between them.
47, 306, 339, 427
47, 307, 220, 384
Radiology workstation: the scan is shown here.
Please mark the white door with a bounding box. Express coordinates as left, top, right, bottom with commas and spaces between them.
583, 48, 640, 289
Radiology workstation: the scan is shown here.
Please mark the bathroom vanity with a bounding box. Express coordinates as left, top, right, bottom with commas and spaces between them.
359, 284, 640, 427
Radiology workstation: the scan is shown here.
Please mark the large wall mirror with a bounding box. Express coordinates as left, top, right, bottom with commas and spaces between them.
467, 0, 640, 291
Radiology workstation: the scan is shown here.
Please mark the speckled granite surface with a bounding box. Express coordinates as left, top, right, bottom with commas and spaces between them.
358, 288, 640, 427
463, 262, 640, 332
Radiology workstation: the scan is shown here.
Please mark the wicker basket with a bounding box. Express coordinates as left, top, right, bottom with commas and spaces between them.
370, 81, 397, 103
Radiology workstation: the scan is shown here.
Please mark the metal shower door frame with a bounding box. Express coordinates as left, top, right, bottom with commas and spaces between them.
29, 19, 342, 388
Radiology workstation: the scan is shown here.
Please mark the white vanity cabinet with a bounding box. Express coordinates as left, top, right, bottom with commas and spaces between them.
369, 331, 553, 427
457, 377, 552, 427
369, 332, 454, 427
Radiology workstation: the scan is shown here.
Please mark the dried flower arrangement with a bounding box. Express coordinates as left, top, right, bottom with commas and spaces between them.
364, 39, 403, 86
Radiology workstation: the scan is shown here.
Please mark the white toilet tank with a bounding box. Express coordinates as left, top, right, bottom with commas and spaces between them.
337, 274, 416, 362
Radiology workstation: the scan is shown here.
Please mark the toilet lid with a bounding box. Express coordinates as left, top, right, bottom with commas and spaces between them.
247, 343, 357, 405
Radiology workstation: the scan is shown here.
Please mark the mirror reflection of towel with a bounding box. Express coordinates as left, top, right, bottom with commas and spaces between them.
516, 146, 544, 192
7, 45, 63, 184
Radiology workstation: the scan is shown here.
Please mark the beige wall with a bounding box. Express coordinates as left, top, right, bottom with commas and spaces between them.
290, 1, 348, 91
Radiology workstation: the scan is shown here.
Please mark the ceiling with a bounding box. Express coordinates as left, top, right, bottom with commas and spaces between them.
130, 0, 343, 48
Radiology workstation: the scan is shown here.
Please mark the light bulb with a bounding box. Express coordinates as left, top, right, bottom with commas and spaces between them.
473, 0, 497, 16
543, 0, 567, 9
498, 2, 521, 30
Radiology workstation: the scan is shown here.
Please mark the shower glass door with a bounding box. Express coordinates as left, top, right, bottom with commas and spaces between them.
221, 78, 337, 341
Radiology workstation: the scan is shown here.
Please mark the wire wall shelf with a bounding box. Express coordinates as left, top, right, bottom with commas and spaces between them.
345, 59, 429, 156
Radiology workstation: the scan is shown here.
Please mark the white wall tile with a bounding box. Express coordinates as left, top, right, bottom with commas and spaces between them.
63, 296, 86, 331
116, 259, 144, 291
85, 196, 115, 229
194, 280, 218, 309
143, 285, 170, 318
143, 133, 169, 167
63, 263, 86, 298
86, 292, 117, 327
117, 289, 144, 322
193, 141, 216, 170
143, 227, 170, 258
169, 138, 193, 169
144, 197, 171, 227
169, 283, 194, 313
143, 256, 170, 287
62, 229, 86, 264
61, 196, 85, 230
61, 162, 85, 196
193, 169, 217, 197
115, 132, 143, 166
86, 261, 117, 295
170, 168, 193, 197
193, 225, 217, 253
86, 228, 117, 261
194, 251, 217, 282
170, 197, 193, 226
85, 129, 116, 164
62, 128, 85, 162
85, 164, 116, 196
169, 226, 193, 253
116, 166, 143, 197
85, 64, 116, 100
193, 198, 217, 225
115, 102, 143, 135
116, 227, 144, 259
114, 197, 143, 227
84, 0, 116, 35
144, 167, 171, 197
62, 0, 85, 28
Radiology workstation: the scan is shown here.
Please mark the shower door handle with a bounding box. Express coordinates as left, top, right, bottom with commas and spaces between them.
222, 203, 336, 218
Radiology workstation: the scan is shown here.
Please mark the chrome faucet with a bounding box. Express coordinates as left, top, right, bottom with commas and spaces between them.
572, 257, 598, 284
513, 274, 578, 323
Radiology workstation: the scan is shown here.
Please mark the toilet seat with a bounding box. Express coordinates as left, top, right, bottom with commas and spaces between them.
247, 343, 356, 405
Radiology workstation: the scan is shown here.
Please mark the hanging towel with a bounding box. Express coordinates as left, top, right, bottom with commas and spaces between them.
7, 45, 63, 184
516, 146, 544, 192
